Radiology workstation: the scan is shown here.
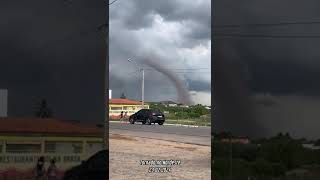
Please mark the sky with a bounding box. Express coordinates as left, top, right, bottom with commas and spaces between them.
0, 1, 106, 123
213, 0, 320, 139
109, 0, 211, 105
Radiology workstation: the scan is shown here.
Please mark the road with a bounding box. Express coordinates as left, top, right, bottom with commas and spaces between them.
109, 122, 211, 146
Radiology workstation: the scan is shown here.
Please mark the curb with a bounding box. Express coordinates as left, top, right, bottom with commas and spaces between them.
110, 121, 129, 124
164, 123, 199, 128
109, 121, 209, 128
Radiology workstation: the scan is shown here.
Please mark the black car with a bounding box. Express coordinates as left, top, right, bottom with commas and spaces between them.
63, 150, 108, 180
129, 109, 165, 125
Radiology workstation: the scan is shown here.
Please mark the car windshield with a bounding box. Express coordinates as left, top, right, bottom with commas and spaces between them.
151, 109, 162, 114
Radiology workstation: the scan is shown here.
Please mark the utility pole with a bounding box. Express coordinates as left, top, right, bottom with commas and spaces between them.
128, 58, 145, 109
141, 68, 145, 108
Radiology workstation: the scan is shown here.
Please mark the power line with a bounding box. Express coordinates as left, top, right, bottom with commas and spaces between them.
124, 69, 211, 74
143, 68, 210, 71
166, 68, 210, 70
214, 20, 320, 29
174, 72, 211, 74
214, 33, 320, 39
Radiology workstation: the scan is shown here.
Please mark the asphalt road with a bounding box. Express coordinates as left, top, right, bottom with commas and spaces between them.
109, 122, 211, 146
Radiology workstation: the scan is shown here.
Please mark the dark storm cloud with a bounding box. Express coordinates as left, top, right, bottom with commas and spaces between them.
213, 40, 265, 137
247, 60, 320, 95
214, 0, 320, 96
110, 0, 210, 32
109, 0, 211, 105
214, 0, 320, 138
255, 95, 320, 139
0, 0, 106, 123
187, 80, 211, 92
141, 52, 193, 105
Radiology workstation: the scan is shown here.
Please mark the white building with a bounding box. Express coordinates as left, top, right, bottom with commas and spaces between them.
0, 89, 8, 117
109, 89, 112, 99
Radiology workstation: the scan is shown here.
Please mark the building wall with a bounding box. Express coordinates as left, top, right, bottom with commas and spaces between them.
0, 89, 7, 117
109, 104, 149, 119
0, 135, 103, 171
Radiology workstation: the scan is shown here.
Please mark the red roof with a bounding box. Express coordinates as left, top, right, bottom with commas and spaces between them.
0, 117, 102, 136
109, 98, 147, 105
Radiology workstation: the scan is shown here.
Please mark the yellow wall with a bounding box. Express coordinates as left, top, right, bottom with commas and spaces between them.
0, 135, 103, 170
109, 104, 149, 117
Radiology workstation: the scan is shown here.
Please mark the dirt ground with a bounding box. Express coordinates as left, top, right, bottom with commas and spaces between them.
109, 134, 211, 180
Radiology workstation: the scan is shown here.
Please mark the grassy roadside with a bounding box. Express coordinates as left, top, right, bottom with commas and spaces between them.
165, 119, 211, 126
109, 118, 211, 126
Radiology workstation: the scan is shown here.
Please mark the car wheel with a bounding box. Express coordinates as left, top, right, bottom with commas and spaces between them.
158, 122, 164, 125
146, 118, 151, 125
142, 121, 146, 124
129, 117, 135, 124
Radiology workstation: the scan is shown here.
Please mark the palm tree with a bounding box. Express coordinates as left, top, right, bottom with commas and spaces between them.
34, 99, 53, 118
120, 92, 126, 99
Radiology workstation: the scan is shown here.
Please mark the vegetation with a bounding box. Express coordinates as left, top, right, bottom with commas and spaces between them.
149, 103, 210, 119
213, 133, 320, 179
148, 103, 211, 126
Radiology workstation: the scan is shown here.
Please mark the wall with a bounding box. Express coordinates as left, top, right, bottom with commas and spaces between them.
109, 104, 150, 119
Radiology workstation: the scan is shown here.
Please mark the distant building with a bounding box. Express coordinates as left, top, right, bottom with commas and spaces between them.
215, 132, 250, 144
285, 169, 309, 176
302, 143, 320, 150
177, 103, 189, 108
221, 136, 250, 144
0, 117, 103, 179
0, 89, 8, 117
160, 101, 178, 107
109, 98, 149, 119
109, 89, 112, 99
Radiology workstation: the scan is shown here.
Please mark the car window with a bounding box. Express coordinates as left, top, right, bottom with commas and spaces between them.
136, 110, 142, 115
142, 109, 149, 114
151, 109, 162, 114
153, 109, 161, 113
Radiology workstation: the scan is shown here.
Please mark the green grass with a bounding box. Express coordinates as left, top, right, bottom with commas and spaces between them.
166, 118, 211, 126
108, 116, 211, 127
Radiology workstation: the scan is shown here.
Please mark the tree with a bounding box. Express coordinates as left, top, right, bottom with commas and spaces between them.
120, 92, 126, 99
34, 99, 53, 118
314, 139, 320, 146
192, 104, 209, 116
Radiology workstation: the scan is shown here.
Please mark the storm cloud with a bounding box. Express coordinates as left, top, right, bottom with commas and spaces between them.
109, 0, 211, 105
0, 0, 106, 123
214, 0, 320, 139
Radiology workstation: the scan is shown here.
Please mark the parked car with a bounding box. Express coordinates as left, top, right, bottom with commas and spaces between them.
129, 109, 165, 125
63, 150, 108, 180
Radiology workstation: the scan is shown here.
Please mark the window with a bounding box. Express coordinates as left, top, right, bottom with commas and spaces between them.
111, 107, 122, 110
6, 142, 41, 153
45, 142, 56, 153
45, 142, 83, 154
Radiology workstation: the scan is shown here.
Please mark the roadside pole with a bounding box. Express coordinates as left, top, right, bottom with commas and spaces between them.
142, 68, 144, 108
128, 58, 145, 109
